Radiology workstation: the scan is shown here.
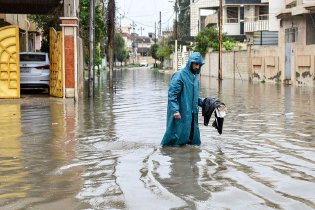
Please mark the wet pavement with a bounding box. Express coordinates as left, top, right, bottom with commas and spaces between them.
0, 67, 315, 210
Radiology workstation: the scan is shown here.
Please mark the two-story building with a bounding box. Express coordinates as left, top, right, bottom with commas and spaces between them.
191, 0, 283, 45
134, 36, 154, 56
276, 0, 315, 85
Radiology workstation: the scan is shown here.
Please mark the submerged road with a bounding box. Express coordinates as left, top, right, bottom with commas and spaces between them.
0, 67, 315, 210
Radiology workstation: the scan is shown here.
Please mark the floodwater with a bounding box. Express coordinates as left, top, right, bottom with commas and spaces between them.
0, 68, 315, 210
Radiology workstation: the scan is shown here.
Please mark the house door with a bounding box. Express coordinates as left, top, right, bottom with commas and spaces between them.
285, 43, 292, 80
284, 28, 297, 80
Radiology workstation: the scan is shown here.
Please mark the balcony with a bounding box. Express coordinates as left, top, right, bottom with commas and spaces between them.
286, 0, 313, 7
225, 0, 262, 4
297, 0, 315, 5
205, 14, 218, 26
244, 14, 269, 32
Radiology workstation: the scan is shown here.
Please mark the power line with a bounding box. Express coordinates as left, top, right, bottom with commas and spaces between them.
117, 7, 176, 31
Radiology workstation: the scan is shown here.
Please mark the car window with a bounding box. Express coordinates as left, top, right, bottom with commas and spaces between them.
20, 54, 46, 62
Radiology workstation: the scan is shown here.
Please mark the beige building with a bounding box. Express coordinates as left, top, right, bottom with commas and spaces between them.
276, 0, 315, 86
191, 0, 283, 45
175, 0, 315, 87
0, 14, 41, 52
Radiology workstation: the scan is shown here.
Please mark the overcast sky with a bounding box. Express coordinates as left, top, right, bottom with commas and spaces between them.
116, 0, 175, 36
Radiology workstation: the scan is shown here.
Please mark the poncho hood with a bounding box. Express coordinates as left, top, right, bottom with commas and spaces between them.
184, 52, 205, 75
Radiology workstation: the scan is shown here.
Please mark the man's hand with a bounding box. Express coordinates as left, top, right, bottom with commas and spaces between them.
173, 112, 181, 119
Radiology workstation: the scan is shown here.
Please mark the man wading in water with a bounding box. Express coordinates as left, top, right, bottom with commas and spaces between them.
161, 52, 205, 146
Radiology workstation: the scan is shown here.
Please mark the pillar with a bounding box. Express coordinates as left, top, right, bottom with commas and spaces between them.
60, 17, 78, 100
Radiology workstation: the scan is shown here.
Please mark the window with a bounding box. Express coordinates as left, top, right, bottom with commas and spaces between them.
20, 54, 46, 62
285, 28, 298, 43
306, 14, 315, 45
255, 6, 269, 20
226, 7, 239, 23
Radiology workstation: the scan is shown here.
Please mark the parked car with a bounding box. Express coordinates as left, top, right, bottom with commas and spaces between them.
19, 52, 50, 91
139, 60, 148, 67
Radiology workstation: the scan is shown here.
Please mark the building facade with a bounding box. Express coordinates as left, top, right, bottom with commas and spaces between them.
276, 0, 315, 85
190, 0, 284, 44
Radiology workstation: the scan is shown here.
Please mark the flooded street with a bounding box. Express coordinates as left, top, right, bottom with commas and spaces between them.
1, 68, 315, 210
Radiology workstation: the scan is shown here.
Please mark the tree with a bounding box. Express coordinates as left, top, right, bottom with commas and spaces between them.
150, 44, 159, 67
194, 26, 235, 56
28, 9, 62, 53
114, 33, 128, 66
79, 0, 106, 66
177, 0, 190, 40
116, 49, 128, 66
157, 44, 172, 68
29, 0, 106, 65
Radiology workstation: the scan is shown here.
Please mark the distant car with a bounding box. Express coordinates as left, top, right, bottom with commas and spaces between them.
19, 52, 50, 90
139, 60, 148, 67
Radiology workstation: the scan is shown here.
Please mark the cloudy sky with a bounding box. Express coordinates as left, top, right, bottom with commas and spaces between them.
116, 0, 175, 36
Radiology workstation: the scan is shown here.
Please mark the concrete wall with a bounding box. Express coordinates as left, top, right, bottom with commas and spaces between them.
250, 46, 282, 83
294, 45, 315, 86
201, 50, 250, 81
200, 44, 314, 87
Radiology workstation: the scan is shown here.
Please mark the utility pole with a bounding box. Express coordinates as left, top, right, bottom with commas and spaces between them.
88, 0, 95, 97
218, 0, 223, 80
159, 11, 162, 37
131, 21, 136, 33
174, 0, 178, 72
107, 0, 115, 89
175, 0, 178, 40
119, 14, 122, 32
154, 22, 157, 67
130, 21, 137, 64
154, 22, 157, 44
139, 27, 144, 56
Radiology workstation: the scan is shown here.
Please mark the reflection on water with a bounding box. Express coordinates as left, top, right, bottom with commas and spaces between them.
0, 68, 315, 209
156, 146, 210, 209
0, 104, 29, 200
0, 99, 88, 209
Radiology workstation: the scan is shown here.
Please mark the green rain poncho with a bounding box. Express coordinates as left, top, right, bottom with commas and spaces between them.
161, 52, 205, 146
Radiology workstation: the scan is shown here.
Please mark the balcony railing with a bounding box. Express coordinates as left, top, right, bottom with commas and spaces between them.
225, 0, 262, 4
245, 14, 269, 21
244, 15, 269, 32
225, 18, 239, 23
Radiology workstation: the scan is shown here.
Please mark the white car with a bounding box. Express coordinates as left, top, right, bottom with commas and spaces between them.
20, 52, 50, 90
139, 60, 148, 67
